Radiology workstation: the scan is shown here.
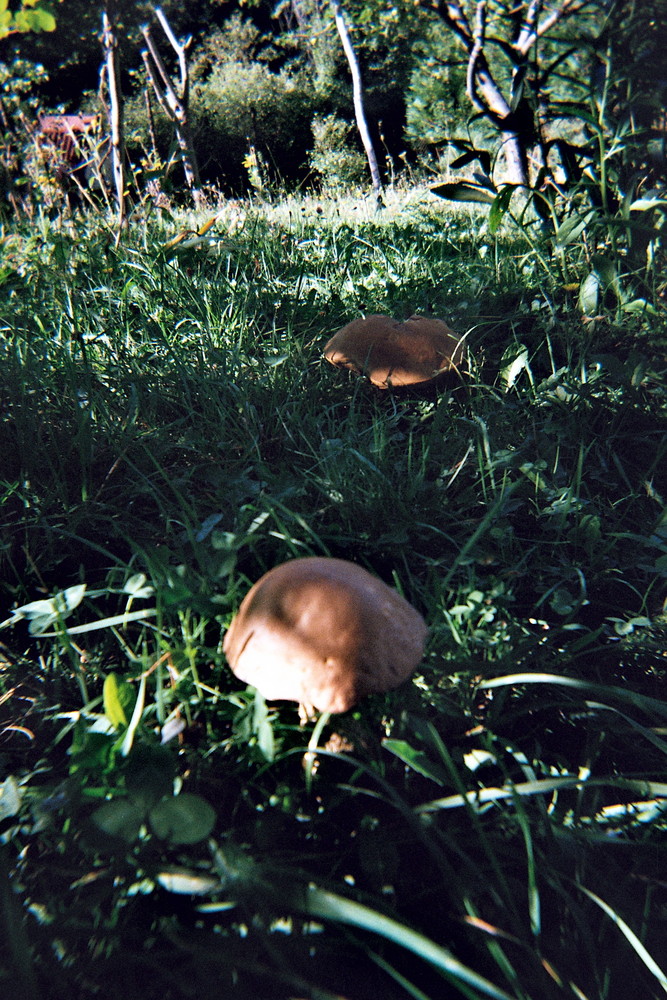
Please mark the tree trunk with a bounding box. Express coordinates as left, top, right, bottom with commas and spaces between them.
101, 2, 126, 235
141, 6, 203, 209
429, 0, 587, 187
331, 0, 383, 204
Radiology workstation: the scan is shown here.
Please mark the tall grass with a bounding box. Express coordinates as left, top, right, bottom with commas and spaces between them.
0, 191, 666, 999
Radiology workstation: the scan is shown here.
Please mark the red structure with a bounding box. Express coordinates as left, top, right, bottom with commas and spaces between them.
37, 114, 100, 174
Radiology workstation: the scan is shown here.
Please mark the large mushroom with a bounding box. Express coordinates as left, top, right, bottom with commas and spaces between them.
323, 313, 465, 389
223, 557, 427, 716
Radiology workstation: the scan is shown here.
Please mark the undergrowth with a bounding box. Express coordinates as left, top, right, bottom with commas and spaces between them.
0, 192, 666, 1000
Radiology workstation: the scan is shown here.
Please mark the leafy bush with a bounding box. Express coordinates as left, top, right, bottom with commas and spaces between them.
0, 59, 49, 215
309, 112, 367, 190
192, 61, 317, 192
122, 12, 320, 196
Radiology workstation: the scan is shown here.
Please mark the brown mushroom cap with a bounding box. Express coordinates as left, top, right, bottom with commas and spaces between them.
223, 557, 427, 714
323, 313, 464, 389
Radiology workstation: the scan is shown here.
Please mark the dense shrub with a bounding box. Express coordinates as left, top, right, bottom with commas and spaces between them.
192, 61, 317, 192
308, 112, 366, 190
0, 59, 49, 215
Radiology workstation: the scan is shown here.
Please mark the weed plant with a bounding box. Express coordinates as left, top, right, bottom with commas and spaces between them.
0, 192, 666, 1000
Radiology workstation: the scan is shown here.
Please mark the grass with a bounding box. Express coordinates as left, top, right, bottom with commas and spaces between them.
0, 187, 666, 1000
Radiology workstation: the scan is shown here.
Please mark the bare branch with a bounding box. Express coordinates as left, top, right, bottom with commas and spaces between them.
515, 0, 543, 53
141, 28, 182, 121
141, 49, 171, 122
154, 6, 191, 106
434, 0, 473, 49
101, 5, 126, 236
141, 8, 201, 207
515, 0, 589, 55
466, 1, 487, 110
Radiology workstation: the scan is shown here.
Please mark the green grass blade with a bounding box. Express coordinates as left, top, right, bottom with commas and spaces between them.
479, 674, 667, 720
39, 608, 156, 636
578, 886, 667, 994
120, 672, 147, 757
302, 884, 516, 1000
416, 777, 667, 814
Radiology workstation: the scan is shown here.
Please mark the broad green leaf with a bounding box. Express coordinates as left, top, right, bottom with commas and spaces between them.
0, 775, 21, 822
30, 7, 55, 30
500, 345, 531, 390
622, 298, 658, 315
549, 587, 578, 616
92, 798, 145, 842
463, 749, 496, 771
2, 584, 87, 634
450, 149, 492, 173
629, 197, 667, 211
489, 185, 516, 234
149, 794, 216, 845
30, 585, 86, 634
252, 689, 275, 762
120, 672, 147, 757
125, 744, 175, 809
450, 150, 482, 170
592, 254, 619, 297
554, 211, 594, 247
264, 353, 288, 368
123, 573, 154, 599
103, 673, 132, 728
382, 739, 448, 784
431, 182, 496, 205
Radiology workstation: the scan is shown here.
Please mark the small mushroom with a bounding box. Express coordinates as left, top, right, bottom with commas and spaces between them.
223, 557, 427, 716
323, 313, 464, 389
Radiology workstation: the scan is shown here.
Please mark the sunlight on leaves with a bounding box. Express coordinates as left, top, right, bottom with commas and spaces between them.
103, 673, 134, 729
1, 584, 87, 635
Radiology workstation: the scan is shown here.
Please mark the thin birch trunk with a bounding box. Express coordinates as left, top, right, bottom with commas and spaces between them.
331, 0, 383, 204
101, 3, 126, 236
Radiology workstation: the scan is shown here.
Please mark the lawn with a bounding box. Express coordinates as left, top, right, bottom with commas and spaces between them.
1, 187, 666, 1000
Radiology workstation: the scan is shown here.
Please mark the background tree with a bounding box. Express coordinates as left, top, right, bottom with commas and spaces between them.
142, 6, 202, 208
101, 0, 126, 231
414, 0, 602, 186
331, 0, 383, 202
